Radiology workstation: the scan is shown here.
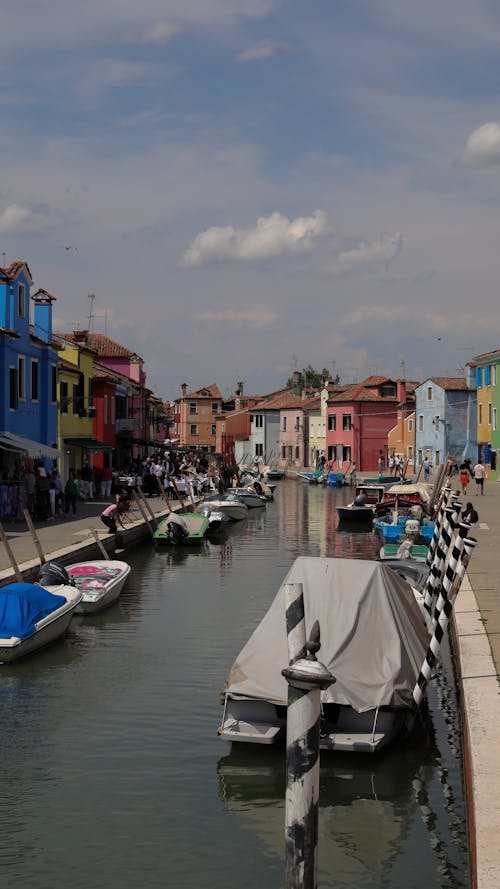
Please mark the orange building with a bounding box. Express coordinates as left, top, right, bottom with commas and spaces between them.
176, 383, 222, 451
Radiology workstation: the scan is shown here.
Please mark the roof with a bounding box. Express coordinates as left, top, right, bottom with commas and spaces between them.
61, 331, 142, 361
182, 383, 222, 400
423, 376, 469, 391
469, 349, 500, 365
253, 389, 299, 410
0, 261, 33, 284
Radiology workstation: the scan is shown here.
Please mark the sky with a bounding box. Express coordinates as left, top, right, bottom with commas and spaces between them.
2, 0, 500, 403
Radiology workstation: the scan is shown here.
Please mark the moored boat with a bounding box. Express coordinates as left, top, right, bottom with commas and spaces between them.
196, 492, 249, 522
336, 484, 386, 524
153, 512, 209, 545
63, 559, 131, 614
218, 556, 431, 753
0, 572, 82, 663
231, 487, 267, 508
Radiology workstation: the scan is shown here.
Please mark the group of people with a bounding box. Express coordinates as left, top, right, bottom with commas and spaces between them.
459, 458, 487, 496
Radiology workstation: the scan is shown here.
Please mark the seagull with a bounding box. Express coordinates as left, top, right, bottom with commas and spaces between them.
64, 246, 78, 251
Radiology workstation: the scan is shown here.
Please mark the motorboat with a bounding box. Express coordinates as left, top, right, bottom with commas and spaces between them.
379, 542, 429, 562
336, 484, 386, 524
195, 504, 231, 532
153, 511, 209, 546
63, 559, 131, 614
218, 556, 431, 753
238, 472, 275, 500
197, 493, 249, 522
374, 515, 435, 543
374, 483, 432, 518
0, 569, 82, 663
230, 487, 267, 509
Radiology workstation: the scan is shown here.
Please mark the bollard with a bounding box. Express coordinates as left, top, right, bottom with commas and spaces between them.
282, 620, 335, 889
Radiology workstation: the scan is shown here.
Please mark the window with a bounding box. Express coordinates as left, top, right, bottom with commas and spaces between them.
407, 445, 414, 461
282, 445, 286, 459
408, 418, 413, 432
492, 365, 497, 386
51, 365, 57, 402
189, 402, 197, 414
295, 446, 300, 459
18, 356, 25, 399
211, 424, 216, 435
381, 384, 396, 397
478, 404, 483, 424
18, 283, 26, 317
427, 386, 433, 401
255, 443, 263, 456
418, 415, 424, 431
104, 395, 108, 424
342, 445, 351, 461
488, 402, 492, 425
60, 381, 69, 413
434, 415, 440, 430
328, 414, 336, 431
328, 445, 336, 462
342, 413, 351, 431
211, 402, 219, 414
9, 367, 18, 409
254, 414, 263, 428
418, 449, 423, 464
282, 416, 287, 432
435, 450, 441, 466
493, 407, 498, 432
295, 416, 300, 431
31, 360, 39, 401
190, 424, 198, 436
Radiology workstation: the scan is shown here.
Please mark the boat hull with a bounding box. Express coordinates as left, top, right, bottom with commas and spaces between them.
0, 585, 82, 663
66, 560, 131, 614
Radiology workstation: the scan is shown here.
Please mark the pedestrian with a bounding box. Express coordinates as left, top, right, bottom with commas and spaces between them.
100, 465, 113, 499
388, 455, 395, 475
64, 470, 78, 515
462, 502, 479, 526
472, 460, 486, 495
48, 481, 56, 520
422, 457, 431, 481
458, 461, 470, 495
100, 499, 128, 534
394, 455, 401, 478
378, 453, 384, 475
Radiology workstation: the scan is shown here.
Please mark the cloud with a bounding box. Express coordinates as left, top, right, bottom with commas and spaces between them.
196, 308, 276, 327
0, 203, 60, 235
140, 21, 180, 45
237, 40, 279, 62
181, 210, 327, 266
459, 122, 500, 168
332, 233, 402, 274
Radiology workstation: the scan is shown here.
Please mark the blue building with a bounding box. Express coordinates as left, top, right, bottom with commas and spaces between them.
0, 261, 59, 470
414, 374, 477, 469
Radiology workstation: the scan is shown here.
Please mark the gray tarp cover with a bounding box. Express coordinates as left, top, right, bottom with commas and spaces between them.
226, 557, 431, 713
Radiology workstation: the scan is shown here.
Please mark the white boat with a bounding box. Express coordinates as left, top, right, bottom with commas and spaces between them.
231, 487, 267, 508
0, 575, 82, 663
218, 556, 431, 753
198, 493, 249, 521
63, 559, 131, 614
195, 504, 230, 531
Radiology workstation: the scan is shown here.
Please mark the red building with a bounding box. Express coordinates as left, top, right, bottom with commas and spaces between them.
326, 377, 414, 472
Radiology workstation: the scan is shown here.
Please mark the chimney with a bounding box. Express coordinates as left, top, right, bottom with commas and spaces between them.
236, 381, 244, 395
72, 329, 88, 344
32, 289, 56, 343
181, 383, 188, 397
396, 378, 406, 406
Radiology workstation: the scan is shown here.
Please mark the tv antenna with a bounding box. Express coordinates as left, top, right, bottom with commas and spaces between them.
87, 293, 95, 332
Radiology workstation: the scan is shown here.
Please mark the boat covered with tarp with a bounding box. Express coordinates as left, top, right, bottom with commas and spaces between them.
219, 556, 430, 753
0, 580, 81, 662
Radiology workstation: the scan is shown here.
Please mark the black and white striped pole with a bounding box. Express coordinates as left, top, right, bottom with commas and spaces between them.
282, 608, 335, 889
432, 520, 471, 629
422, 503, 461, 616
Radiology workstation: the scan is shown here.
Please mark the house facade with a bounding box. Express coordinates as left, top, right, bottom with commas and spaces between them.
469, 351, 500, 479
414, 375, 477, 468
0, 264, 59, 472
249, 389, 296, 465
176, 383, 222, 451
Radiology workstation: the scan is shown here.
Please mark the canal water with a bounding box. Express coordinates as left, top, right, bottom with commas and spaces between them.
0, 480, 469, 889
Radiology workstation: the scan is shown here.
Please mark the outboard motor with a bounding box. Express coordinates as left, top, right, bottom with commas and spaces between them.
352, 491, 367, 507
166, 517, 189, 546
254, 481, 263, 495
39, 561, 73, 587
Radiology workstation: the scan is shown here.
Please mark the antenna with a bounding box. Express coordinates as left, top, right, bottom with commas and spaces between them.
87, 293, 95, 332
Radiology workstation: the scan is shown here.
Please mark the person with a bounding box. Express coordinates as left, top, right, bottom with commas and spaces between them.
422, 456, 431, 481
378, 453, 384, 475
388, 455, 395, 475
394, 454, 401, 478
462, 502, 479, 526
459, 461, 470, 495
100, 499, 128, 534
48, 481, 56, 520
64, 470, 78, 515
473, 460, 486, 495
100, 465, 113, 499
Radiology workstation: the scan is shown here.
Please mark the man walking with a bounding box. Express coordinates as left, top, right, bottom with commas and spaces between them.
473, 460, 486, 495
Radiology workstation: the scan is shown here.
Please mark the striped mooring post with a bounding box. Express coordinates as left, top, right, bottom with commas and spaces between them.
282, 584, 335, 889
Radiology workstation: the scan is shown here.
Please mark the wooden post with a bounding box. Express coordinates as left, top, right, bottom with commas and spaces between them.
23, 508, 46, 565
0, 521, 24, 582
131, 488, 155, 536
90, 529, 110, 559
156, 475, 171, 511
170, 477, 186, 510
137, 487, 158, 528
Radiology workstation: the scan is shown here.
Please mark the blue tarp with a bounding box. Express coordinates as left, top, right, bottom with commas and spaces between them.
0, 583, 66, 640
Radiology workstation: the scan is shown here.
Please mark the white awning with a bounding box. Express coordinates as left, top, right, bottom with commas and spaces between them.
0, 432, 60, 459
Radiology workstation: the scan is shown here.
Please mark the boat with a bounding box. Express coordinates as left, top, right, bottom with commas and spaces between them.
323, 471, 346, 487
153, 511, 209, 545
374, 483, 432, 518
0, 567, 82, 663
297, 470, 324, 484
230, 487, 267, 508
336, 484, 386, 524
379, 542, 428, 561
374, 515, 435, 543
196, 492, 249, 522
63, 559, 131, 614
195, 505, 231, 532
218, 556, 431, 753
237, 472, 275, 500
263, 466, 285, 481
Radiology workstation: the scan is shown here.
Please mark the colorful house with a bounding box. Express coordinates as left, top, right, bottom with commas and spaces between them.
468, 351, 500, 479
325, 376, 409, 472
176, 383, 222, 452
249, 389, 297, 465
414, 375, 477, 469
0, 263, 59, 471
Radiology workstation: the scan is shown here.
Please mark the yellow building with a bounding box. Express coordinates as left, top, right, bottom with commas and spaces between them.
388, 410, 416, 473
57, 338, 97, 480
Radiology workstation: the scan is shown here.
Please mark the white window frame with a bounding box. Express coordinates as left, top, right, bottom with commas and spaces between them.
190, 424, 198, 436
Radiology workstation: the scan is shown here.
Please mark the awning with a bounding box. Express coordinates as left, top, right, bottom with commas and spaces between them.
0, 432, 60, 459
64, 437, 114, 452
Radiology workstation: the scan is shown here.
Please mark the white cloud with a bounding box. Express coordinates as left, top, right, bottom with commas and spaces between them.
237, 40, 278, 62
0, 203, 60, 235
333, 233, 402, 274
459, 122, 500, 168
181, 210, 327, 266
140, 20, 180, 45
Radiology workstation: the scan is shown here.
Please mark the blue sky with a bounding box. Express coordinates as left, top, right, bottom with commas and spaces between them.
2, 0, 500, 401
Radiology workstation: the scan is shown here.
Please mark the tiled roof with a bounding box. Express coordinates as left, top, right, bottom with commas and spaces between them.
0, 261, 32, 282
253, 389, 299, 410
61, 331, 141, 360
184, 383, 222, 399
427, 376, 469, 391
469, 349, 500, 365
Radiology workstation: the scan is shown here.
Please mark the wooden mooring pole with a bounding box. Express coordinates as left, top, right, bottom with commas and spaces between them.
0, 521, 23, 582
282, 584, 334, 889
23, 508, 46, 565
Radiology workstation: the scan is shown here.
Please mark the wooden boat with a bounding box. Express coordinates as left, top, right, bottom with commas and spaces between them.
336, 484, 386, 524
374, 483, 432, 518
64, 559, 131, 614
153, 512, 209, 545
218, 557, 431, 753
0, 577, 82, 663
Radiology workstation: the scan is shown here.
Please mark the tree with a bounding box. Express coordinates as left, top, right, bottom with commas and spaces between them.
286, 365, 336, 392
